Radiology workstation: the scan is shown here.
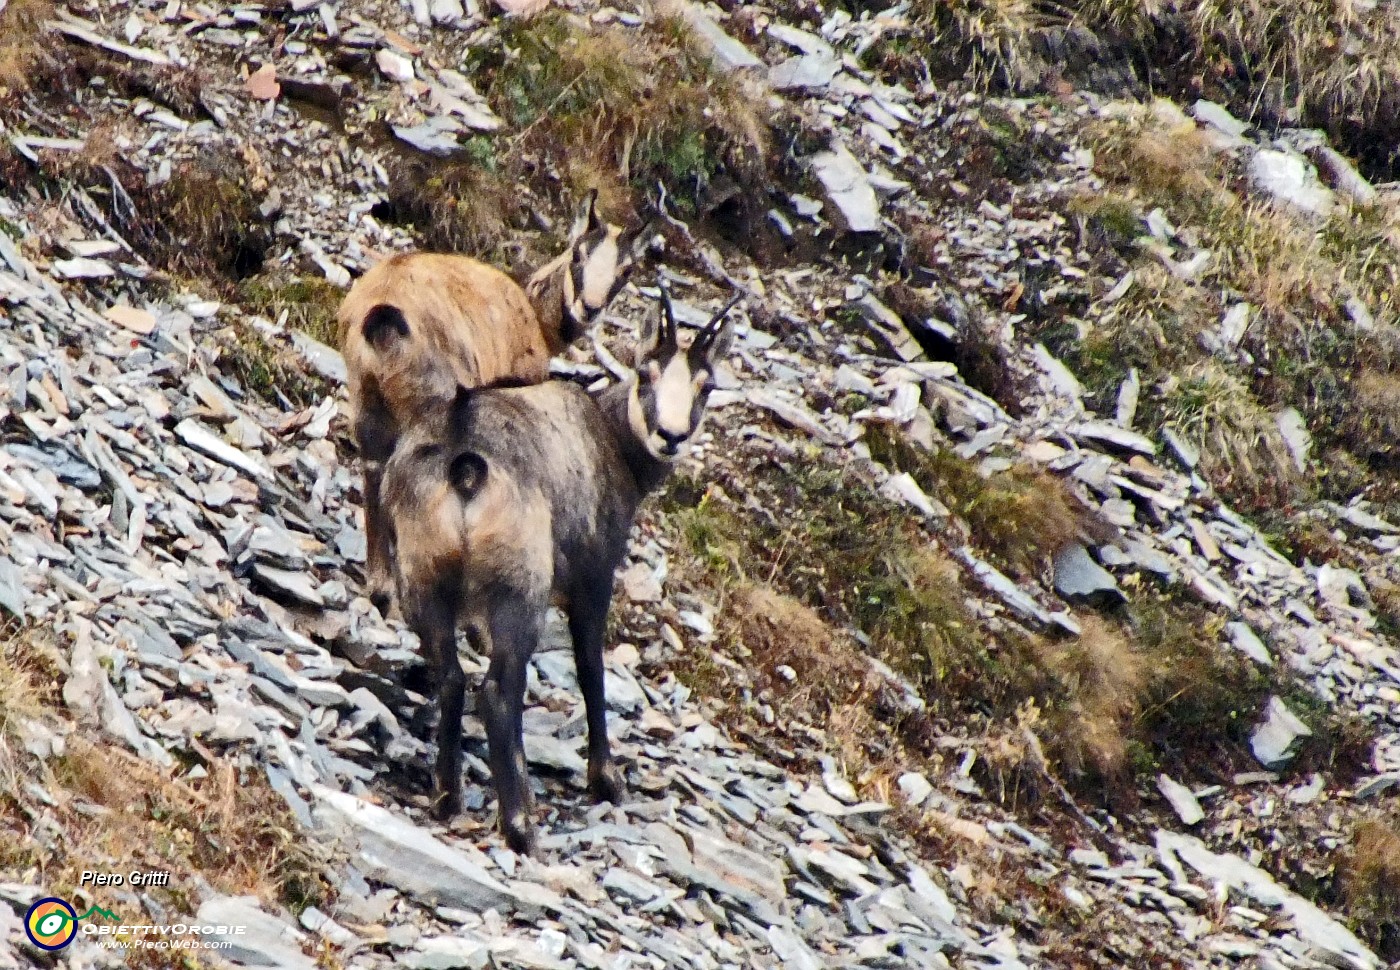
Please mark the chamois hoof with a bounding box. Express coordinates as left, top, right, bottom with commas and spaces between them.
430, 789, 462, 822
501, 815, 539, 857
587, 763, 626, 805
368, 583, 395, 620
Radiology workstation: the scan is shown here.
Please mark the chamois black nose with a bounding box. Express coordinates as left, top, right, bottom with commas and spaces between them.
658, 429, 687, 454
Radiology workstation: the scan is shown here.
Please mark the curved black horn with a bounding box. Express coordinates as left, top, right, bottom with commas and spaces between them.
629, 218, 661, 259
692, 292, 743, 356
655, 274, 678, 349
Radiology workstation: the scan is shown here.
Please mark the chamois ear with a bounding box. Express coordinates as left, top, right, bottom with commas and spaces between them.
362, 304, 409, 351
569, 189, 600, 242
448, 452, 488, 497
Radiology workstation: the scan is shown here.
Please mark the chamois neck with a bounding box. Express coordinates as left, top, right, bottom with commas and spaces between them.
599, 379, 674, 496
525, 256, 575, 352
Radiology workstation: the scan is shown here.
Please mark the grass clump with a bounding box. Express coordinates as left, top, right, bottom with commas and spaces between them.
661, 447, 1296, 806
1340, 815, 1400, 959
1154, 362, 1302, 510
471, 10, 769, 218
150, 153, 270, 280
215, 324, 331, 410
0, 0, 55, 95
375, 156, 525, 265
1043, 103, 1400, 515
864, 423, 1087, 579
237, 273, 343, 347
855, 0, 1400, 178
664, 466, 989, 702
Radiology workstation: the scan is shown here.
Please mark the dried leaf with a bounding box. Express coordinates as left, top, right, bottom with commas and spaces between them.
245, 63, 281, 100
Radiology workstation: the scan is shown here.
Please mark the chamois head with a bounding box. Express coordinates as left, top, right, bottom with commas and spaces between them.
526, 190, 653, 348
628, 282, 741, 460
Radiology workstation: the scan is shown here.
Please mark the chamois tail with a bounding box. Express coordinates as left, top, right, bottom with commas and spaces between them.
448, 452, 488, 500
361, 304, 410, 351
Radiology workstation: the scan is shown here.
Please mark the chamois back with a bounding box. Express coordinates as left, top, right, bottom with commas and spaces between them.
338, 253, 552, 457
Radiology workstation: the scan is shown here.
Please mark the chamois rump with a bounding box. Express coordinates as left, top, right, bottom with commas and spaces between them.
337, 190, 646, 614
380, 286, 741, 855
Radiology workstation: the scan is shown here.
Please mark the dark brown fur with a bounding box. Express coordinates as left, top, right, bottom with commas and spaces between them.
380, 288, 739, 854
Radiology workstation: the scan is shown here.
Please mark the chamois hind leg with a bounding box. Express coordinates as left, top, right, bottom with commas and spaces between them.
402, 586, 466, 819
362, 460, 397, 617
569, 581, 624, 804
482, 597, 543, 856
355, 400, 399, 618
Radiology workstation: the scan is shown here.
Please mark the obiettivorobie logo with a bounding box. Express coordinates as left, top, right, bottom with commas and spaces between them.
23, 890, 246, 955
24, 898, 120, 951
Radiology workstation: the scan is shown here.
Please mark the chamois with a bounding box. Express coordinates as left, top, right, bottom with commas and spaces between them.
337, 190, 645, 614
380, 286, 741, 854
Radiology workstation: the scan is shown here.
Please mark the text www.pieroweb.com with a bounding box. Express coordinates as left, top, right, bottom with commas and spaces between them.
93, 936, 234, 951
83, 924, 247, 951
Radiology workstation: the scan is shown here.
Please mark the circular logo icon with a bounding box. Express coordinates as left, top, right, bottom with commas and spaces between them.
25, 897, 78, 950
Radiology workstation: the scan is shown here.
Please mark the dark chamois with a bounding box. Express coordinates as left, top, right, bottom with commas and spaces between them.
380, 285, 740, 853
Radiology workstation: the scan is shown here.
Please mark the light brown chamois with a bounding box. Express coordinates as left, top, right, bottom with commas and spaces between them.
379, 285, 740, 854
337, 190, 646, 613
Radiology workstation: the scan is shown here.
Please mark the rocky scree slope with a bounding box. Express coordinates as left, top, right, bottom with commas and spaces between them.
0, 1, 1397, 969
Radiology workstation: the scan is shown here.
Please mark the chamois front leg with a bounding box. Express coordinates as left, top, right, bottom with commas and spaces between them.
482, 600, 543, 855
569, 583, 624, 805
404, 588, 466, 820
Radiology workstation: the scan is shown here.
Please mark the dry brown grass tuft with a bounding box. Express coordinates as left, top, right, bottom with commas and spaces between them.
864, 423, 1092, 579
472, 10, 771, 220
725, 584, 897, 770
0, 628, 329, 932
1032, 616, 1145, 784
0, 0, 55, 94
1341, 816, 1400, 958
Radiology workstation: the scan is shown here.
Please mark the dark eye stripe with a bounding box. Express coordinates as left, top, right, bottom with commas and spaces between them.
567, 260, 583, 308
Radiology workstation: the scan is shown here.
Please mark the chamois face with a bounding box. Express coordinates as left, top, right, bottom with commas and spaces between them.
628, 288, 739, 460
529, 190, 651, 345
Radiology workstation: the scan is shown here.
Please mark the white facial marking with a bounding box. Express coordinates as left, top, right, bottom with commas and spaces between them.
579, 230, 622, 309
653, 355, 694, 449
